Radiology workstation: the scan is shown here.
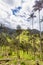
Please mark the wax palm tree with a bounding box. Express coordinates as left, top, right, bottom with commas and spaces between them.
28, 12, 36, 29
33, 0, 43, 60
28, 12, 36, 60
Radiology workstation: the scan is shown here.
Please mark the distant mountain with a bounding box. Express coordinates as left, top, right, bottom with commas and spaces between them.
0, 25, 43, 35
0, 25, 16, 34
31, 29, 40, 34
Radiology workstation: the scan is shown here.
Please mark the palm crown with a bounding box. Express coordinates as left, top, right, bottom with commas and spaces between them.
33, 0, 43, 11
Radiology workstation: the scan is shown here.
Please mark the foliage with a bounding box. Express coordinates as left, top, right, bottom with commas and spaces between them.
0, 29, 43, 60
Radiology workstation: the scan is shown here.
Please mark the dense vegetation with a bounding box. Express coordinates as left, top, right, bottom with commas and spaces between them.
0, 26, 43, 62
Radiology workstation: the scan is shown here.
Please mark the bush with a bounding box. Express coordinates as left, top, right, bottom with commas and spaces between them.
21, 61, 25, 65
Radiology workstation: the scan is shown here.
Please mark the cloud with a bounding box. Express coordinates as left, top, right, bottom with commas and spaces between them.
2, 0, 14, 6
0, 0, 43, 31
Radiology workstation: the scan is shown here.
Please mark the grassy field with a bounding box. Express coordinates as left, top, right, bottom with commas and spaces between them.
0, 58, 43, 65
0, 47, 43, 65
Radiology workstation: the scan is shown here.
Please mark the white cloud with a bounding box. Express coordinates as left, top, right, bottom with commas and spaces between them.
0, 0, 43, 31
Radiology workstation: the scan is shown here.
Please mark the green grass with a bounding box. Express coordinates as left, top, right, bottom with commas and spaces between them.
0, 46, 43, 65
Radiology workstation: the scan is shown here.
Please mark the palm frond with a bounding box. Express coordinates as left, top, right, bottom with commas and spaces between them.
33, 0, 43, 11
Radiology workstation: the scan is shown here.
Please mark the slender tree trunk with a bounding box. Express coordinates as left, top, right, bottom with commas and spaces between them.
32, 18, 33, 29
39, 10, 42, 60
32, 18, 35, 60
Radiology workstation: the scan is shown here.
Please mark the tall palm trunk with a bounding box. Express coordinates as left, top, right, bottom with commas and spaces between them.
39, 10, 42, 60
33, 0, 43, 60
32, 18, 33, 29
32, 18, 35, 60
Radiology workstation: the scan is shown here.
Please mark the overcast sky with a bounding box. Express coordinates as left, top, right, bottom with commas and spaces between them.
0, 0, 43, 31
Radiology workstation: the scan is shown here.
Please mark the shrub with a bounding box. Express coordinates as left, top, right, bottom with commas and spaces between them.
21, 61, 25, 65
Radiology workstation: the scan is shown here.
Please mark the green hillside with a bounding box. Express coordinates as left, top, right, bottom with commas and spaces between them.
0, 26, 43, 65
